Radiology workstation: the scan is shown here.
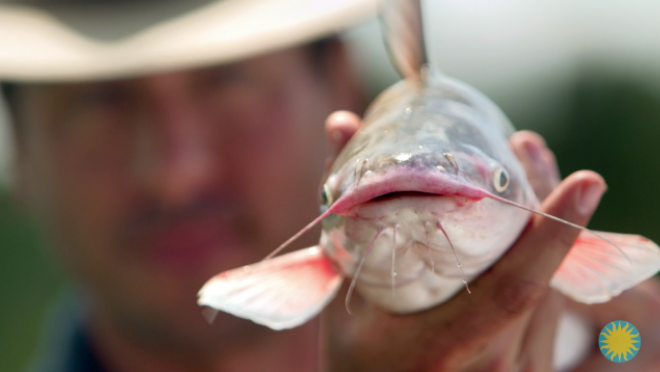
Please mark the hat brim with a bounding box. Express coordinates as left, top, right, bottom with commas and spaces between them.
0, 0, 376, 82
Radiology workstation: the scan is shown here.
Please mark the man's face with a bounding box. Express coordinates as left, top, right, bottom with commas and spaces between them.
15, 46, 357, 349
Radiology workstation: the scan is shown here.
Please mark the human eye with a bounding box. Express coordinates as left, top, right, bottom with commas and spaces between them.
202, 64, 253, 88
57, 83, 133, 141
72, 84, 126, 110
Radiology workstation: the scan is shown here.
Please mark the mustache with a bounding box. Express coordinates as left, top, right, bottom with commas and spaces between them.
119, 191, 250, 240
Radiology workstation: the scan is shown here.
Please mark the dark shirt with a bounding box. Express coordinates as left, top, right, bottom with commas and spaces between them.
27, 296, 105, 372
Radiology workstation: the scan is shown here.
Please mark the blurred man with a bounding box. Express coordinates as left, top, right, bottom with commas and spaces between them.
2, 1, 660, 371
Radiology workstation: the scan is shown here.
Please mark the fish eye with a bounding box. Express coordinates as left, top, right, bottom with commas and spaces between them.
321, 184, 333, 206
492, 168, 510, 193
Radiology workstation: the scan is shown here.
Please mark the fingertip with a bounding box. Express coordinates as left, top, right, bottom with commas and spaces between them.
573, 172, 607, 216
516, 130, 547, 145
325, 111, 361, 157
509, 130, 547, 151
544, 170, 606, 217
510, 132, 548, 170
564, 169, 605, 184
510, 132, 560, 181
561, 170, 607, 197
325, 111, 360, 137
510, 131, 560, 200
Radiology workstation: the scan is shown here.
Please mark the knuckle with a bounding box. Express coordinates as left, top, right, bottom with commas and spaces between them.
492, 277, 548, 319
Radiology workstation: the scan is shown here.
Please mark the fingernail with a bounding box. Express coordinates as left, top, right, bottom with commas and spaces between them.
577, 182, 605, 215
523, 140, 543, 164
331, 130, 342, 142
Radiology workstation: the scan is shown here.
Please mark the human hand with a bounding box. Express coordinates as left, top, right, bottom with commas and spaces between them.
511, 131, 660, 371
320, 112, 605, 371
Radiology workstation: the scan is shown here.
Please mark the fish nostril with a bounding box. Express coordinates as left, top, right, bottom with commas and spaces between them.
443, 152, 459, 173
354, 158, 368, 188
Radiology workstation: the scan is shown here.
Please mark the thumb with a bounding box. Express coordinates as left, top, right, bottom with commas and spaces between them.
325, 111, 361, 159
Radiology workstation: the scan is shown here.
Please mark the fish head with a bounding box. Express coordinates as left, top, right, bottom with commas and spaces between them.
324, 76, 535, 212
320, 76, 538, 312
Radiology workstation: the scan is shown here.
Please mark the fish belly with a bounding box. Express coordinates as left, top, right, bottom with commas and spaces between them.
325, 196, 531, 313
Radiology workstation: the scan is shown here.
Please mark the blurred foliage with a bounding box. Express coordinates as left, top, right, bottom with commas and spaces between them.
1, 71, 660, 371
0, 191, 64, 372
519, 72, 660, 242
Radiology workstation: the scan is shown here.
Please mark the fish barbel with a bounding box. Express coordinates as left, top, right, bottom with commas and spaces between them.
198, 0, 660, 342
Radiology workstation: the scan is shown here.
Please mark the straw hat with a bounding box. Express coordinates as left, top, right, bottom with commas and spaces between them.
0, 0, 377, 82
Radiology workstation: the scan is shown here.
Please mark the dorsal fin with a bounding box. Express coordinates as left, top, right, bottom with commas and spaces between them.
380, 0, 429, 81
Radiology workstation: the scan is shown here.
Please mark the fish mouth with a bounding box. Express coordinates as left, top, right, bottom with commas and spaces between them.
369, 191, 441, 202
328, 170, 487, 214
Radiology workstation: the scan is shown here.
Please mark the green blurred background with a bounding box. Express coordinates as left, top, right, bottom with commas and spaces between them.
2, 2, 660, 371
0, 193, 65, 371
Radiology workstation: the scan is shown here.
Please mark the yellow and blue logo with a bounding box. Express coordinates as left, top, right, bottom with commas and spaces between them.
599, 320, 640, 363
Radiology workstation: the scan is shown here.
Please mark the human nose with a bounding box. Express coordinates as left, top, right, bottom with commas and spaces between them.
132, 75, 216, 207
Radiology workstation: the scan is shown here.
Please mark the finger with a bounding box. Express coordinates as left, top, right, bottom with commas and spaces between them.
325, 111, 361, 159
517, 291, 566, 372
476, 292, 565, 372
542, 148, 561, 184
509, 131, 561, 201
440, 171, 606, 348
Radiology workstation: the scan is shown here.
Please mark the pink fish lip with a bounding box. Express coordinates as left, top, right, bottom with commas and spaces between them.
328, 169, 488, 215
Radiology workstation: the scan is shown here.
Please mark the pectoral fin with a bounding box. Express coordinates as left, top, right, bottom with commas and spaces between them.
198, 246, 343, 330
551, 231, 660, 304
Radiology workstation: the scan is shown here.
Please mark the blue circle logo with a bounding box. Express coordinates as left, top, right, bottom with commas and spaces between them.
599, 320, 640, 362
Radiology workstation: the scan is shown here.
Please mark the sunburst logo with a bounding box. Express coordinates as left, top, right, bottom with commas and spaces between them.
599, 320, 641, 363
